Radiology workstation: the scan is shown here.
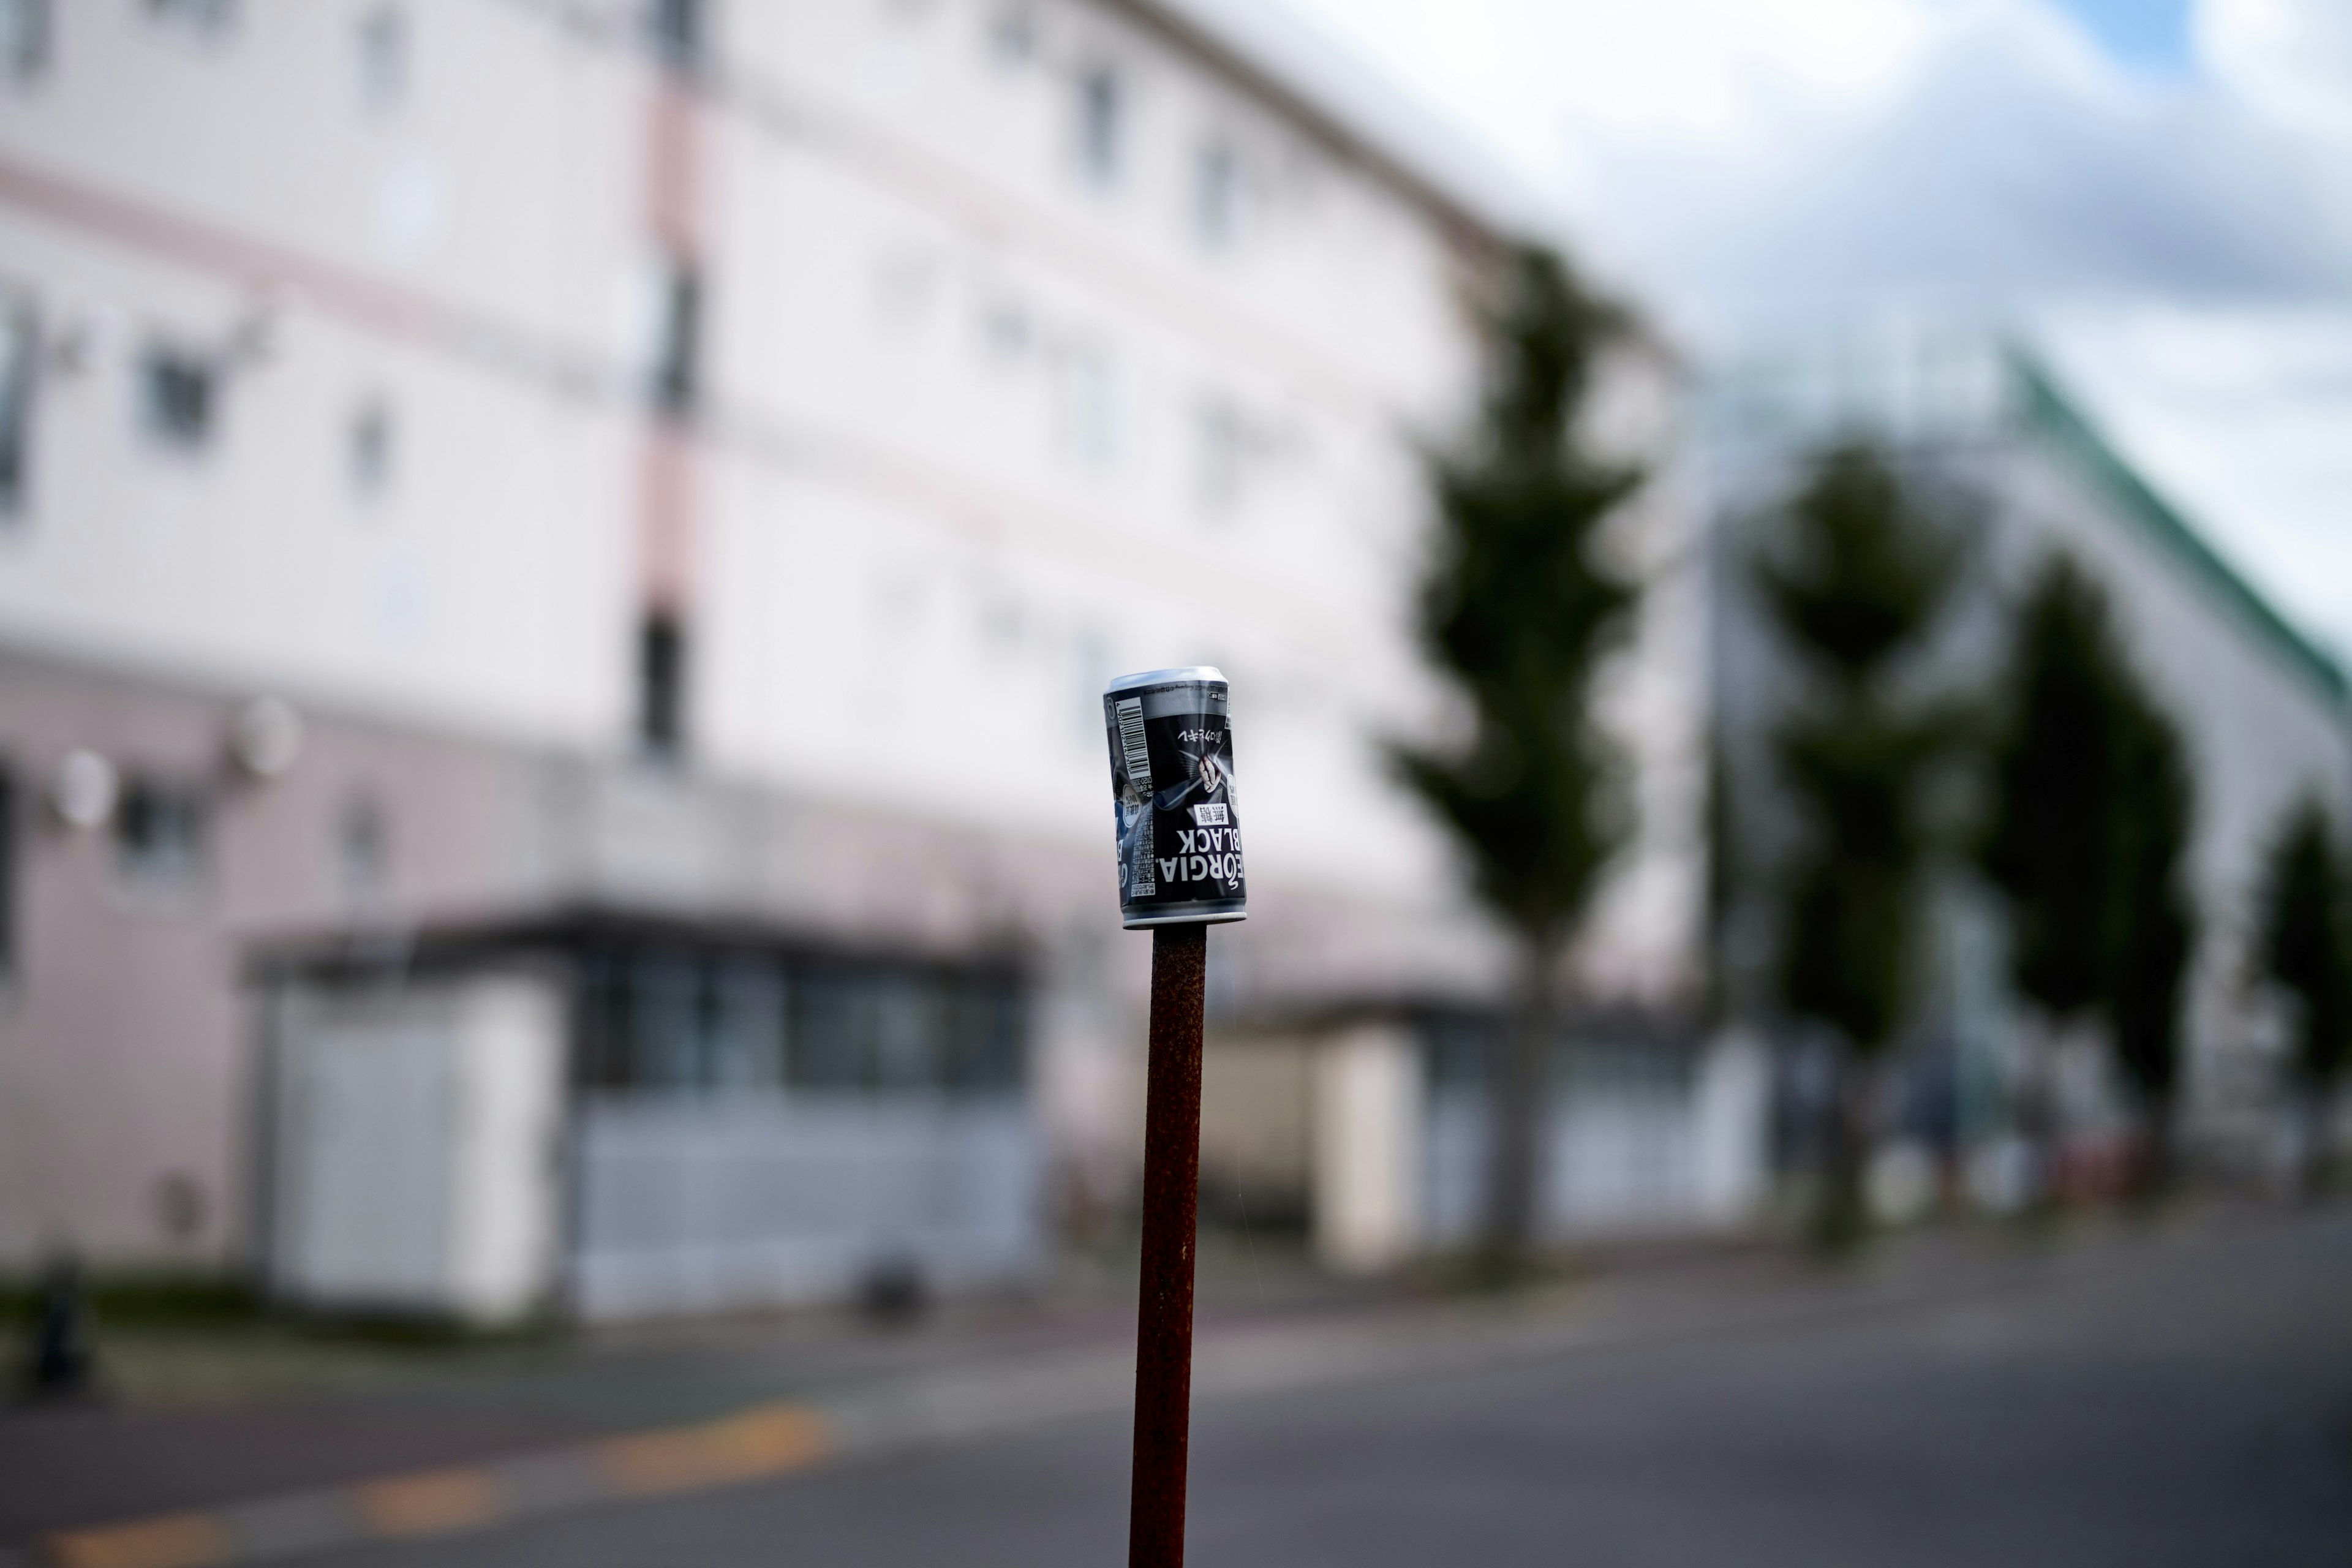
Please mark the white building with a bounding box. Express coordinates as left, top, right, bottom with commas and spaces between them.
1703, 328, 2352, 1194
0, 0, 1715, 1316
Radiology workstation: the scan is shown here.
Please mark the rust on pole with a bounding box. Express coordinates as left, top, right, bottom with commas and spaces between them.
1129, 921, 1208, 1568
1099, 666, 1245, 1568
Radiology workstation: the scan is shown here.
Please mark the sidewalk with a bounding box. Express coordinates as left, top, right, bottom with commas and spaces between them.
0, 1208, 2277, 1566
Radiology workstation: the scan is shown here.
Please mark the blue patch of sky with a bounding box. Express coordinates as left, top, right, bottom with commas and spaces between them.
2046, 0, 2193, 73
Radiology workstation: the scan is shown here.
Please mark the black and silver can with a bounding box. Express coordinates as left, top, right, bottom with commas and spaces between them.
1102, 666, 1246, 929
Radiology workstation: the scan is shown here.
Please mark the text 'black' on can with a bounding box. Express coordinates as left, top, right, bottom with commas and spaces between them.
1102, 667, 1246, 929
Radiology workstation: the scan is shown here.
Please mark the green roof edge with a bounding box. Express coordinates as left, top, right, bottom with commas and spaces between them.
2005, 348, 2350, 714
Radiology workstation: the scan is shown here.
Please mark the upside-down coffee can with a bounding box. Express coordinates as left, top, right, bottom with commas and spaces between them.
1102, 667, 1247, 929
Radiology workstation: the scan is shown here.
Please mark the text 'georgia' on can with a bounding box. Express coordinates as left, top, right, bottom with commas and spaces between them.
1102, 667, 1246, 929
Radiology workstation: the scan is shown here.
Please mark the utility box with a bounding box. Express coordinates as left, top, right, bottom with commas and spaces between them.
261, 971, 565, 1326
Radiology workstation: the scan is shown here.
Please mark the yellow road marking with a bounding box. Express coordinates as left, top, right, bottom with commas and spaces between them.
32, 1402, 830, 1564
354, 1468, 503, 1537
598, 1403, 831, 1496
44, 1513, 228, 1568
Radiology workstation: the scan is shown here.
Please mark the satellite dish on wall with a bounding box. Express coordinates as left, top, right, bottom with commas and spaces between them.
230, 697, 304, 780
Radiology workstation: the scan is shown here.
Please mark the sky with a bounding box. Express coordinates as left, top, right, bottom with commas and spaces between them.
1275, 0, 2352, 662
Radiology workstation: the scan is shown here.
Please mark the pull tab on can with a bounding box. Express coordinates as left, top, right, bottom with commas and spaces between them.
1103, 667, 1247, 929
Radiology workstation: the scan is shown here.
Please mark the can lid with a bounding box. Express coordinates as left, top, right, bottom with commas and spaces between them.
1104, 666, 1226, 696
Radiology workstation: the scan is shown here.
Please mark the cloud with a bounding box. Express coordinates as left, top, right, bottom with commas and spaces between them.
2040, 304, 2352, 661
1276, 0, 2352, 654
2201, 0, 2352, 143
1574, 0, 2352, 342
1284, 0, 2352, 323
1276, 0, 1938, 240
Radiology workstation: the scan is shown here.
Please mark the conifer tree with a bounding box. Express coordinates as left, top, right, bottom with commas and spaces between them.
2103, 685, 2196, 1195
2258, 799, 2352, 1194
1753, 443, 1963, 1246
1981, 558, 2198, 1200
1981, 561, 2119, 1022
1395, 245, 1640, 1273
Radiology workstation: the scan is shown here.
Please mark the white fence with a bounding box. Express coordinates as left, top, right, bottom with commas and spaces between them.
570, 1097, 1042, 1319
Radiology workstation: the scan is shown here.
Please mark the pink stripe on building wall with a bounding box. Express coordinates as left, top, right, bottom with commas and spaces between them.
640, 426, 695, 614
639, 77, 703, 618
649, 81, 702, 256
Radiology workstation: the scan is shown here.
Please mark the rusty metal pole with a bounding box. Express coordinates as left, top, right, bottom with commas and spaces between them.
1129, 921, 1208, 1568
1102, 666, 1242, 1567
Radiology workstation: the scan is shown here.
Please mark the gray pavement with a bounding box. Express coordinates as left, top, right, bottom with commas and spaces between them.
252, 1208, 2352, 1567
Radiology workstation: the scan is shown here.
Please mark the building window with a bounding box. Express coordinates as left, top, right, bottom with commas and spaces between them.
703, 961, 786, 1091
1057, 345, 1120, 467
941, 979, 1023, 1092
140, 345, 215, 451
1193, 398, 1294, 518
646, 0, 701, 72
0, 0, 50, 81
790, 966, 1023, 1095
651, 257, 701, 417
1194, 138, 1240, 247
869, 244, 938, 334
336, 796, 388, 905
145, 0, 235, 41
355, 6, 405, 111
581, 952, 1027, 1101
0, 300, 33, 518
579, 951, 790, 1096
788, 969, 872, 1091
638, 611, 685, 757
349, 398, 392, 501
1425, 1015, 1496, 1096
0, 763, 17, 987
1195, 398, 1243, 514
987, 5, 1034, 66
115, 776, 206, 889
980, 297, 1030, 365
154, 1171, 208, 1243
1076, 64, 1123, 187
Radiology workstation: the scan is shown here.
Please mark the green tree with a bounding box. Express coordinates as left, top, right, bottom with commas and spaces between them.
1980, 559, 2199, 1201
1703, 730, 1739, 1027
2257, 799, 2352, 1195
2103, 684, 2197, 1196
1754, 443, 1964, 1247
1981, 561, 2119, 1020
1394, 245, 1640, 1273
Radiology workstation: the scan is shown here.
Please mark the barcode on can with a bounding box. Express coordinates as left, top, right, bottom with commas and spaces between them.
1116, 697, 1155, 897
1115, 698, 1152, 795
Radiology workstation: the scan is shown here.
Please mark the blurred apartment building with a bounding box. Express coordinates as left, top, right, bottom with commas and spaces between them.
1705, 328, 2352, 1195
0, 0, 1714, 1317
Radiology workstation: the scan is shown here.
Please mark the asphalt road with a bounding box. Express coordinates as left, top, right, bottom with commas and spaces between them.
293, 1211, 2352, 1568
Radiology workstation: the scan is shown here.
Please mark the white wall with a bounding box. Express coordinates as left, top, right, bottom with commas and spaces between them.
1999, 439, 2352, 1139
1311, 1021, 1423, 1272
445, 974, 566, 1322
0, 0, 1714, 1267
265, 969, 565, 1325
698, 0, 1485, 918
0, 0, 1708, 986
0, 1, 644, 744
